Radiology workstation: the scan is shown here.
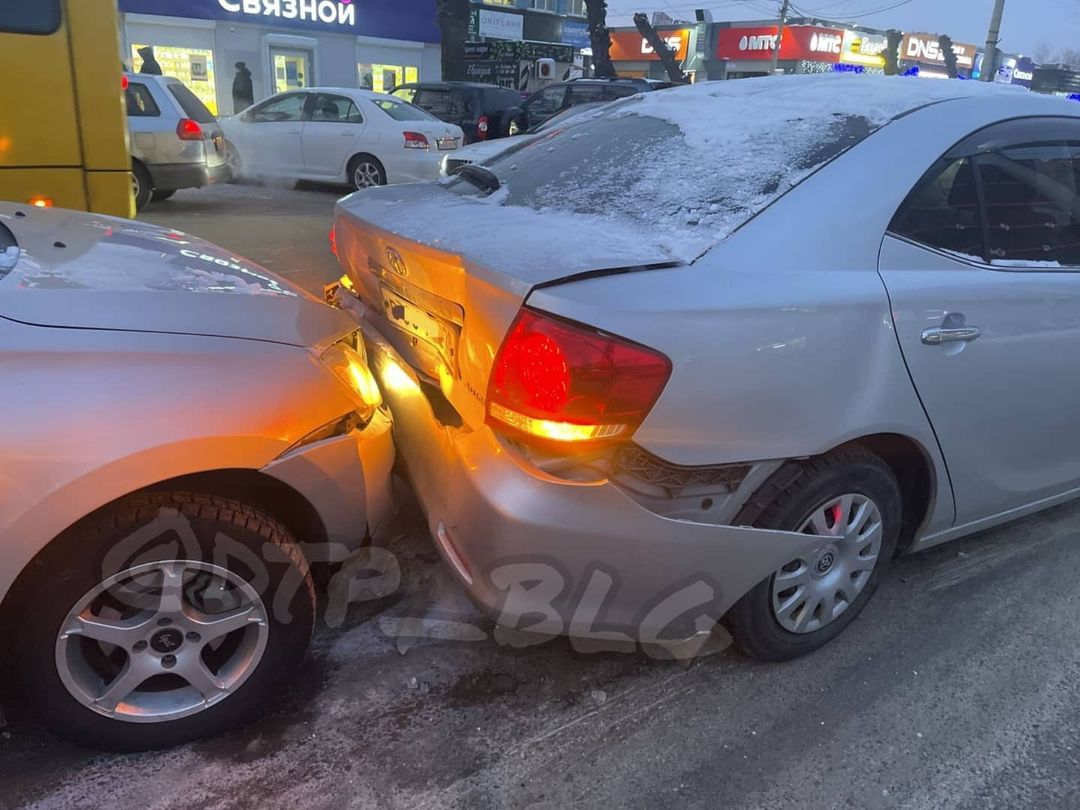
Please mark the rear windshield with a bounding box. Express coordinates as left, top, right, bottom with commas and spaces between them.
413, 89, 456, 117
168, 83, 217, 124
373, 98, 438, 122
0, 0, 60, 34
453, 92, 873, 245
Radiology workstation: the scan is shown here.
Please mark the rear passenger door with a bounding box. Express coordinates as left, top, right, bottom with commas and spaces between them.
124, 79, 164, 163
301, 93, 366, 180
880, 118, 1080, 525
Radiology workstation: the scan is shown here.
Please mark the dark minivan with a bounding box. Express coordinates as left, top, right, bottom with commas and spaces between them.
391, 82, 525, 143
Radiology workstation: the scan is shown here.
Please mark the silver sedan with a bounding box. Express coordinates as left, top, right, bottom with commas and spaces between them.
331, 75, 1080, 661
0, 205, 393, 750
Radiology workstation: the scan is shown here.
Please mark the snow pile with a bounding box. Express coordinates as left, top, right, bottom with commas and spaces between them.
0, 245, 18, 274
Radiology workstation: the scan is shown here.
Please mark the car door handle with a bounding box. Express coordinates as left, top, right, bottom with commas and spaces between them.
921, 326, 981, 346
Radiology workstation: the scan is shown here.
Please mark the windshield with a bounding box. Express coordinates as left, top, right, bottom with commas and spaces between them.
373, 98, 439, 122
168, 83, 216, 124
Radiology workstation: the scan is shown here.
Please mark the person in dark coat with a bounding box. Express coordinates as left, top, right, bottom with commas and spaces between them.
138, 46, 162, 75
232, 62, 254, 113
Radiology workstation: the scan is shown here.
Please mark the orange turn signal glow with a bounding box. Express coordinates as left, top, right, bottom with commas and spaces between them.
29, 196, 53, 208
488, 403, 627, 443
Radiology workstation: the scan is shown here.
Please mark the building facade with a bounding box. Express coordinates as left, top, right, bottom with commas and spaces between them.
117, 0, 442, 115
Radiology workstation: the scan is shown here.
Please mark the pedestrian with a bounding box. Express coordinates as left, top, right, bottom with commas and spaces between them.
232, 61, 254, 113
137, 46, 162, 75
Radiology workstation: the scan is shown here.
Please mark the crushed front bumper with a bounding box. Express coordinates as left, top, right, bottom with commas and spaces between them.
341, 294, 819, 643
260, 408, 395, 564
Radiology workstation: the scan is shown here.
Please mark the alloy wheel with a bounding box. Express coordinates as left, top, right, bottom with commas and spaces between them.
55, 560, 269, 723
354, 161, 382, 189
770, 494, 884, 634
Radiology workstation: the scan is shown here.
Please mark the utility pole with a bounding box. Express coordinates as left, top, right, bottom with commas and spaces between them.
770, 0, 790, 74
982, 0, 1006, 81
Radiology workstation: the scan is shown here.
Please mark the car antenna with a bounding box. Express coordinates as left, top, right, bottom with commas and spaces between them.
455, 163, 501, 194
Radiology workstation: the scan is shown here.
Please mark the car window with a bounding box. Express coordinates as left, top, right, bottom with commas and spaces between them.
167, 83, 216, 124
569, 85, 606, 105
372, 98, 439, 122
392, 87, 417, 103
412, 88, 457, 118
977, 143, 1080, 266
250, 93, 306, 123
890, 157, 985, 261
526, 86, 568, 117
606, 85, 640, 100
0, 0, 60, 34
310, 94, 363, 124
125, 82, 161, 117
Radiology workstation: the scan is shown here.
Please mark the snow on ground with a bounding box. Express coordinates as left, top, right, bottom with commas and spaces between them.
341, 74, 1029, 277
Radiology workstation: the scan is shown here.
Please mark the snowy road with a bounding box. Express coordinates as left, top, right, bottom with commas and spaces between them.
3, 183, 1080, 809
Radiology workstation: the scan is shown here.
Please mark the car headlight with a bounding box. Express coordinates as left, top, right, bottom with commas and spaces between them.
321, 336, 382, 420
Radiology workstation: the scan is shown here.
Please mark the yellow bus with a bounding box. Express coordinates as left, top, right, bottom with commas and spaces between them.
0, 0, 134, 217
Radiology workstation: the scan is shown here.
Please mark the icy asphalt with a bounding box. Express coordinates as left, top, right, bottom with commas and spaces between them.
2, 183, 1079, 810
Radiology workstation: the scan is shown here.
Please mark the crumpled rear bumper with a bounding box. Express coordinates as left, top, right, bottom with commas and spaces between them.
348, 299, 819, 642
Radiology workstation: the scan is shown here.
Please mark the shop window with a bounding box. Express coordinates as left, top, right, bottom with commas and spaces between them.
531, 0, 558, 11
131, 45, 217, 115
124, 82, 161, 118
272, 50, 312, 94
0, 0, 60, 34
566, 0, 586, 16
250, 93, 307, 123
359, 64, 419, 95
310, 94, 364, 124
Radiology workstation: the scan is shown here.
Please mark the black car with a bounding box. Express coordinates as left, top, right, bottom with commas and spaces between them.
391, 82, 525, 143
515, 78, 654, 133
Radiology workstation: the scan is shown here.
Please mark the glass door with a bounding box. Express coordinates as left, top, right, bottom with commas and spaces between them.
271, 48, 312, 93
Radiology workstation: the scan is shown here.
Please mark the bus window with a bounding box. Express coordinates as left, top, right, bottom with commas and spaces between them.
0, 0, 61, 35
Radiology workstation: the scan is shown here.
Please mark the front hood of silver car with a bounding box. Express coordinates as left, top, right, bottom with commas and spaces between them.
0, 205, 354, 348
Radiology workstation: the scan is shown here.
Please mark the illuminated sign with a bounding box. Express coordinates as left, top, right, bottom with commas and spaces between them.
901, 33, 976, 70
609, 29, 691, 61
217, 0, 355, 26
716, 25, 844, 63
840, 30, 886, 68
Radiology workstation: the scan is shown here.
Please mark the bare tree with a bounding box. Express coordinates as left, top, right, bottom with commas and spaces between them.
1060, 47, 1080, 68
585, 0, 617, 78
437, 0, 472, 82
1034, 42, 1055, 64
938, 35, 958, 79
633, 12, 689, 84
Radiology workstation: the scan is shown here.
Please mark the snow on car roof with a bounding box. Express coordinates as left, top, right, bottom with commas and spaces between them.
342, 75, 1030, 277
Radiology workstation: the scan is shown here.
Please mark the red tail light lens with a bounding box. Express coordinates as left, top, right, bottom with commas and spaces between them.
328, 225, 337, 257
486, 308, 672, 449
477, 115, 489, 140
176, 118, 203, 141
403, 131, 429, 150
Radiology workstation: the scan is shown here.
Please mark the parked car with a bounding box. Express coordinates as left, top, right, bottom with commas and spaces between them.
390, 82, 526, 143
123, 73, 230, 211
512, 77, 653, 133
0, 203, 394, 750
221, 88, 463, 190
440, 102, 607, 178
330, 75, 1073, 663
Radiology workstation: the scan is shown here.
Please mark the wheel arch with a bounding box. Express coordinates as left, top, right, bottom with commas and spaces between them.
346, 152, 386, 186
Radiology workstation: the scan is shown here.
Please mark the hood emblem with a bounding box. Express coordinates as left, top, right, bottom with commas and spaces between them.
385, 247, 408, 278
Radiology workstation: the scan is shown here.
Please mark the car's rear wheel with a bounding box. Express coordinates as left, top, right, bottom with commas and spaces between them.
348, 154, 386, 190
132, 162, 153, 211
225, 140, 244, 182
151, 188, 176, 202
8, 492, 315, 751
726, 447, 901, 661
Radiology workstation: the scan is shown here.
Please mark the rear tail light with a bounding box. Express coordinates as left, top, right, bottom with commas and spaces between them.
328, 224, 337, 258
486, 308, 672, 449
403, 131, 429, 150
176, 118, 204, 141
477, 116, 490, 140
121, 74, 129, 90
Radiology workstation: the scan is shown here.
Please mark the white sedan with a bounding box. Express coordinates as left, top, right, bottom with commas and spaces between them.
222, 88, 463, 190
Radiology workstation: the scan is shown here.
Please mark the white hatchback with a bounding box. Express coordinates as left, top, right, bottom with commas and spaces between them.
221, 88, 463, 190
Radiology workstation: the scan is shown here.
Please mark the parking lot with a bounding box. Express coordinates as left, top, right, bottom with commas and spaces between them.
3, 183, 1080, 810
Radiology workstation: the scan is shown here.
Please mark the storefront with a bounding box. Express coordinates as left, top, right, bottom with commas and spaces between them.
899, 33, 977, 79
608, 27, 692, 80
466, 5, 584, 91
714, 24, 844, 79
117, 0, 441, 115
836, 29, 887, 75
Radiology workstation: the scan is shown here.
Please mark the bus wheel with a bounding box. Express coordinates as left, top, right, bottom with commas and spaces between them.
132, 162, 153, 211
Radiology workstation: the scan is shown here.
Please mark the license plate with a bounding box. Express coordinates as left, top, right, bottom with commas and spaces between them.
437, 137, 458, 151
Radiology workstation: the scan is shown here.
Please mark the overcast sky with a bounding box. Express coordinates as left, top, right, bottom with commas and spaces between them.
603, 0, 1080, 57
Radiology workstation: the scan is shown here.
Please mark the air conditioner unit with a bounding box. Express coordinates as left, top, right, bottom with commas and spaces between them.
536, 58, 556, 79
